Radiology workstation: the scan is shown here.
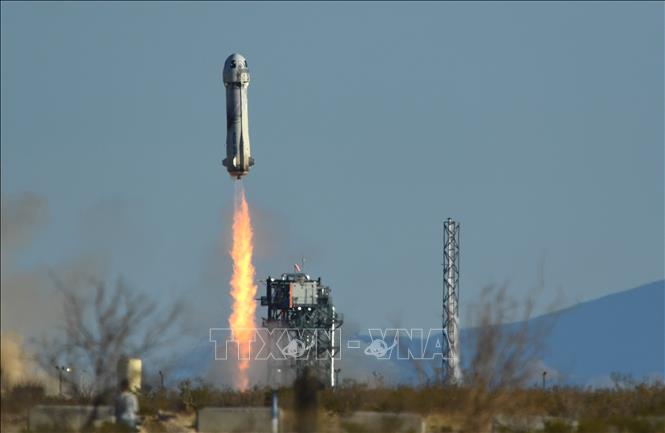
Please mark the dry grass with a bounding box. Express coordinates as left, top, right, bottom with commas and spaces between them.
2, 380, 663, 432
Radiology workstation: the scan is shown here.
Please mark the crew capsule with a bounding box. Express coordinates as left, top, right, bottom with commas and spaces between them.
222, 53, 254, 179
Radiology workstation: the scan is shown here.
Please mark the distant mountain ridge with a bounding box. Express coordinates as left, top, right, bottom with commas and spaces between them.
526, 279, 664, 385
390, 280, 664, 385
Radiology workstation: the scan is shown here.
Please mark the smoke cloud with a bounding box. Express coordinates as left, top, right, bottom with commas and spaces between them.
1, 192, 107, 391
1, 192, 107, 339
1, 192, 48, 258
0, 332, 54, 391
1, 192, 54, 337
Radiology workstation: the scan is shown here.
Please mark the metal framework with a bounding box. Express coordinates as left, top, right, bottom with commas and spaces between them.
261, 273, 343, 387
442, 218, 462, 383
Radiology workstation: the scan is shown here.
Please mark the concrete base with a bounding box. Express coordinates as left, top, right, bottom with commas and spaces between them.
197, 407, 273, 433
197, 408, 423, 433
340, 411, 424, 433
28, 405, 115, 432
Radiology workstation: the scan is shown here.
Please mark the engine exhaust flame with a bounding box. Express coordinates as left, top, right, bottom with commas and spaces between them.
228, 183, 257, 390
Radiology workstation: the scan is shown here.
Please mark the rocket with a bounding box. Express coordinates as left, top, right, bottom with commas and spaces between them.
222, 53, 254, 179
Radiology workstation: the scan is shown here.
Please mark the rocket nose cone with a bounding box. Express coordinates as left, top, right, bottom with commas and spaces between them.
223, 53, 249, 84
224, 53, 246, 67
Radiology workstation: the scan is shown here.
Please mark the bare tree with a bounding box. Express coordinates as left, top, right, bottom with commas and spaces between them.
38, 276, 183, 400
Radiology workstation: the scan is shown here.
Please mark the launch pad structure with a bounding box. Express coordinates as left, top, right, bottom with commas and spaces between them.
260, 272, 343, 387
442, 218, 462, 383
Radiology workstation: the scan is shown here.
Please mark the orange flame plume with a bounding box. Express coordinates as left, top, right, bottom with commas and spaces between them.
228, 184, 257, 390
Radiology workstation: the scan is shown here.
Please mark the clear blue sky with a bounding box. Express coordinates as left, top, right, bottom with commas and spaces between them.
2, 2, 663, 334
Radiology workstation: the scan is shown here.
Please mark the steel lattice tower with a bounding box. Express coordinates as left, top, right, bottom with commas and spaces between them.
443, 218, 462, 383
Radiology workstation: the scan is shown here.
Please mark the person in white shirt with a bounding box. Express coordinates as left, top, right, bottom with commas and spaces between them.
115, 379, 139, 431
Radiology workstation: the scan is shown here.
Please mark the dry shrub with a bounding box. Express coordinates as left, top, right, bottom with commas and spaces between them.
457, 284, 553, 432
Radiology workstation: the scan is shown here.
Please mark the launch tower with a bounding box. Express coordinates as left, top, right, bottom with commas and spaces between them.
442, 218, 462, 383
261, 272, 342, 387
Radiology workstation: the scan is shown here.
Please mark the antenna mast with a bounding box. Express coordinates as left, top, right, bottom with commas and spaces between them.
443, 218, 462, 383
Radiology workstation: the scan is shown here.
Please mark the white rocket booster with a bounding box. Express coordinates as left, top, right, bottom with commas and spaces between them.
222, 53, 254, 179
